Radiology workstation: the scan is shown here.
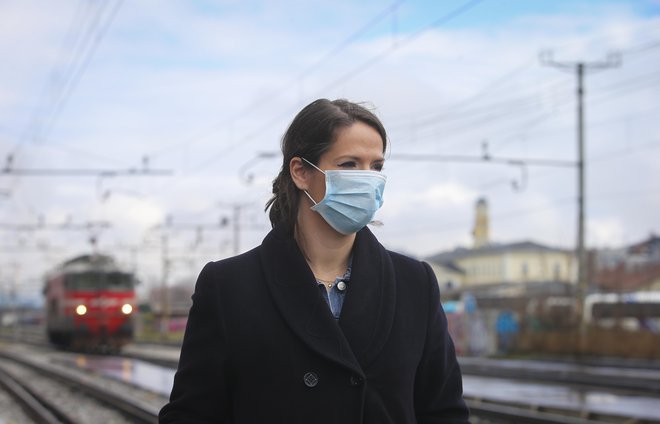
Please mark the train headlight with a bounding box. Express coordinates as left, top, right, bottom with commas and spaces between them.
121, 303, 133, 315
75, 304, 87, 316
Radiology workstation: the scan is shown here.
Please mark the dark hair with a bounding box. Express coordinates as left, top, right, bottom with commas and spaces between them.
265, 98, 387, 233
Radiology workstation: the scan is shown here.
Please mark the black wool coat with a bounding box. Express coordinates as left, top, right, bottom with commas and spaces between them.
159, 226, 470, 424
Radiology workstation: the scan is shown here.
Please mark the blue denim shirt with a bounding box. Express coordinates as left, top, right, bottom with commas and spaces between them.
316, 262, 352, 319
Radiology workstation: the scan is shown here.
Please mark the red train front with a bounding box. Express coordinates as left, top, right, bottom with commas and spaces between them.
44, 254, 136, 352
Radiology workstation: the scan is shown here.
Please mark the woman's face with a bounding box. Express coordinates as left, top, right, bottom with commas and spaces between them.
307, 121, 385, 203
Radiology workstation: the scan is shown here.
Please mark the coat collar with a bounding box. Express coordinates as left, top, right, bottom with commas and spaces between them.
259, 225, 396, 375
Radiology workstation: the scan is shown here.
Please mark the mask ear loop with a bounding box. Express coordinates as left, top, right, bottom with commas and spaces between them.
301, 157, 325, 174
300, 157, 324, 206
303, 190, 318, 206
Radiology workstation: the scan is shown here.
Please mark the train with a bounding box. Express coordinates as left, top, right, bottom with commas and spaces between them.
43, 254, 136, 351
585, 291, 660, 331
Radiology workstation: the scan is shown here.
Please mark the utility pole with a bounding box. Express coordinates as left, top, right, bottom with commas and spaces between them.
232, 204, 241, 255
160, 231, 170, 342
541, 51, 620, 353
8, 262, 20, 341
218, 202, 254, 255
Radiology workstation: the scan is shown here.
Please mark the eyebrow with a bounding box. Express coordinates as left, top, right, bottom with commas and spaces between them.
336, 155, 385, 162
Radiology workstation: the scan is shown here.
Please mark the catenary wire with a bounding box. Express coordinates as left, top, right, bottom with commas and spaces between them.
148, 0, 488, 196
8, 0, 92, 158
35, 0, 124, 147
147, 0, 406, 159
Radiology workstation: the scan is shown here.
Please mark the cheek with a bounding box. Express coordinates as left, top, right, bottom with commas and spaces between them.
309, 174, 327, 201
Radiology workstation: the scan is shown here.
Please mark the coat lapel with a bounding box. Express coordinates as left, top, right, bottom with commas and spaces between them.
339, 227, 396, 370
259, 226, 364, 377
259, 226, 396, 374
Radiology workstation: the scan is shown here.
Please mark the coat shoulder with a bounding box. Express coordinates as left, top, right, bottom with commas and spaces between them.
208, 245, 261, 271
386, 249, 439, 298
387, 250, 433, 279
195, 246, 262, 291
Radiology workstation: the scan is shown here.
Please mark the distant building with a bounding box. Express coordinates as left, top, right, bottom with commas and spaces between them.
427, 198, 576, 296
429, 241, 576, 291
430, 261, 465, 293
593, 234, 660, 292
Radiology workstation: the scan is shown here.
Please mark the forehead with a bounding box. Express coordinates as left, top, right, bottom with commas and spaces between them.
324, 121, 384, 158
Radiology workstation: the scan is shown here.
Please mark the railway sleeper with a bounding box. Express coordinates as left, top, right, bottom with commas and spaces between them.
0, 349, 159, 423
0, 363, 72, 424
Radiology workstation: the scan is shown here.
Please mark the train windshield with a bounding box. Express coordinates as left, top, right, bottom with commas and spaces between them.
66, 272, 134, 292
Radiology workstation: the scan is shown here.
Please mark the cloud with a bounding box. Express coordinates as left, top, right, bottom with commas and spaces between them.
588, 217, 626, 247
1, 1, 659, 301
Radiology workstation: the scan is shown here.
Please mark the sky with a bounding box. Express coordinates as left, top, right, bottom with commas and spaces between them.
1, 0, 659, 302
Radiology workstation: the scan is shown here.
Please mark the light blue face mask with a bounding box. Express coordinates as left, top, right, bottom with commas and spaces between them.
302, 158, 386, 235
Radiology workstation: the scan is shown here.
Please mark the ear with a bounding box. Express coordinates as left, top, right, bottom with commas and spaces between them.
290, 157, 310, 190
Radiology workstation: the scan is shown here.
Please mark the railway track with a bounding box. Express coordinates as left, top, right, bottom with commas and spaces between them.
0, 365, 63, 424
459, 356, 660, 394
126, 341, 660, 395
466, 396, 660, 424
0, 347, 159, 423
3, 334, 660, 423
126, 343, 658, 423
468, 399, 611, 424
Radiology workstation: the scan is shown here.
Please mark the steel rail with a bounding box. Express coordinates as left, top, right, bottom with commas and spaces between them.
0, 350, 159, 423
467, 399, 612, 424
4, 336, 660, 423
0, 364, 71, 424
459, 357, 660, 394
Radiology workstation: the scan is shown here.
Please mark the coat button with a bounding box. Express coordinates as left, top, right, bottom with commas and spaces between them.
337, 281, 347, 291
303, 372, 319, 388
349, 375, 364, 386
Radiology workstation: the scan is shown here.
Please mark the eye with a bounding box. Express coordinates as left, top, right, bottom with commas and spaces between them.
338, 161, 357, 168
372, 162, 384, 172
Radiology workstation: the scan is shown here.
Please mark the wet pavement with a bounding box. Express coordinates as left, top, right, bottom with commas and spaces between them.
122, 343, 180, 367
62, 354, 175, 396
67, 353, 660, 422
464, 375, 660, 422
460, 356, 660, 382
46, 343, 660, 422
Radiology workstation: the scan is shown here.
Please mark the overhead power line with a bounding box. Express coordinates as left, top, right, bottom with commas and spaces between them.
9, 0, 124, 158
621, 38, 660, 56
389, 152, 576, 168
148, 0, 406, 160
388, 33, 660, 129
0, 220, 111, 232
36, 0, 124, 146
385, 195, 577, 238
476, 137, 660, 194
315, 0, 485, 94
158, 0, 486, 190
475, 70, 660, 155
0, 167, 172, 178
388, 80, 569, 132
11, 0, 92, 157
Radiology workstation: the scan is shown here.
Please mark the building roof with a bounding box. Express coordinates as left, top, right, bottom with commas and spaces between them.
593, 234, 660, 291
427, 240, 570, 264
628, 234, 660, 256
464, 280, 576, 298
432, 261, 466, 275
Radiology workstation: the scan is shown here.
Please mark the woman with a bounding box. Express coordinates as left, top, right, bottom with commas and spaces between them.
159, 99, 470, 423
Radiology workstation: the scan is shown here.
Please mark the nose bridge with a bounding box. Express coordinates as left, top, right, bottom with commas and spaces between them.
358, 161, 371, 171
